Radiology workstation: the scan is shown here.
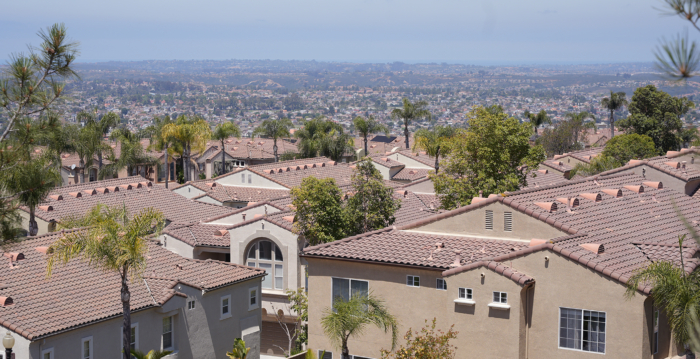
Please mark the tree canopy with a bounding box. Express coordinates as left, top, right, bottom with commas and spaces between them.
344, 159, 401, 235
537, 112, 595, 157
432, 106, 545, 210
617, 85, 694, 152
291, 177, 346, 245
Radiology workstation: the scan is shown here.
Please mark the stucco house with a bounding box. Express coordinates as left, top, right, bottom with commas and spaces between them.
302, 171, 699, 359
0, 230, 264, 359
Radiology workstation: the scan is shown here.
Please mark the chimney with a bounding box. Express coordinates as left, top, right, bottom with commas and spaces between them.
682, 161, 687, 170
450, 250, 463, 267
242, 213, 246, 221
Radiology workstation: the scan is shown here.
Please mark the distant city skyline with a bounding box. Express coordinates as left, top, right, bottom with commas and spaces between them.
0, 0, 690, 64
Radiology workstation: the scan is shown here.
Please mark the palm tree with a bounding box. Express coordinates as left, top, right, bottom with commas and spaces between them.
130, 349, 173, 359
321, 293, 398, 359
353, 116, 388, 157
413, 125, 456, 174
101, 128, 158, 180
564, 111, 597, 146
295, 117, 342, 158
226, 338, 250, 359
46, 204, 165, 359
6, 158, 61, 236
146, 116, 175, 188
321, 130, 354, 162
252, 118, 292, 162
626, 234, 700, 353
70, 124, 101, 183
162, 115, 212, 182
213, 122, 242, 174
86, 111, 120, 170
524, 110, 551, 137
601, 91, 628, 139
391, 98, 431, 149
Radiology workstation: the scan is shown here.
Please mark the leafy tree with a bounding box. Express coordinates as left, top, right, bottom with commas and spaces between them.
47, 204, 166, 359
617, 85, 694, 152
523, 110, 551, 137
6, 157, 61, 236
344, 158, 401, 235
626, 234, 700, 353
432, 106, 546, 210
322, 293, 398, 359
291, 177, 345, 245
601, 91, 628, 139
162, 115, 212, 182
226, 338, 250, 359
602, 133, 658, 164
102, 128, 158, 180
213, 122, 242, 174
570, 156, 621, 178
130, 349, 173, 359
146, 116, 175, 188
380, 318, 459, 359
353, 116, 388, 157
537, 112, 595, 156
391, 98, 431, 149
252, 118, 292, 162
0, 23, 78, 141
413, 126, 456, 174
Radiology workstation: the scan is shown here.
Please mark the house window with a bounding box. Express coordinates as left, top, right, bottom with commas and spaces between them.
318, 350, 333, 359
459, 288, 473, 300
493, 291, 507, 304
246, 240, 284, 290
504, 211, 513, 232
82, 336, 93, 359
162, 316, 174, 350
130, 323, 139, 351
187, 300, 195, 310
653, 308, 659, 354
249, 287, 259, 310
332, 277, 368, 307
221, 295, 231, 319
436, 278, 447, 290
485, 210, 493, 230
407, 275, 420, 287
89, 169, 97, 182
559, 307, 606, 353
41, 348, 54, 359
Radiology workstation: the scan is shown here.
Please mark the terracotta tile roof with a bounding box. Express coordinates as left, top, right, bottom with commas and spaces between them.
354, 136, 410, 155
393, 192, 443, 226
303, 227, 531, 270
392, 168, 432, 182
251, 163, 356, 188
600, 148, 700, 181
552, 146, 605, 164
394, 149, 437, 167
361, 155, 404, 169
522, 170, 569, 189
198, 138, 299, 162
541, 159, 573, 173
0, 231, 264, 340
25, 176, 233, 225
189, 183, 290, 204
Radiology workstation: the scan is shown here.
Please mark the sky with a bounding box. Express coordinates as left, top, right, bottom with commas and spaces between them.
0, 0, 691, 65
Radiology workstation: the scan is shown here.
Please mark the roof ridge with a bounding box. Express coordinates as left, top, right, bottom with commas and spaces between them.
303, 226, 396, 252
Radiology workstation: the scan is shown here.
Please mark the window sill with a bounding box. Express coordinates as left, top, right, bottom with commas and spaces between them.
261, 289, 287, 297
454, 298, 475, 305
488, 302, 510, 310
248, 305, 259, 311
220, 313, 232, 320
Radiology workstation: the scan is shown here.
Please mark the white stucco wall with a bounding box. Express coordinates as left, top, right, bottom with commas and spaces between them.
163, 234, 196, 259
215, 170, 287, 189
207, 206, 281, 225
196, 196, 224, 206
392, 153, 433, 169
172, 185, 207, 199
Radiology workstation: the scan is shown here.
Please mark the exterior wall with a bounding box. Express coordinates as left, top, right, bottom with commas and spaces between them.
409, 202, 568, 241
625, 165, 695, 196
196, 196, 224, 206
207, 206, 281, 225
215, 170, 287, 189
508, 249, 652, 358
371, 164, 394, 181
391, 153, 433, 169
17, 279, 261, 359
163, 234, 196, 259
173, 185, 207, 199
401, 179, 434, 194
306, 258, 525, 358
19, 210, 53, 237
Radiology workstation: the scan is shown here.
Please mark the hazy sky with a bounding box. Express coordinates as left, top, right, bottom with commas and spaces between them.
0, 0, 690, 64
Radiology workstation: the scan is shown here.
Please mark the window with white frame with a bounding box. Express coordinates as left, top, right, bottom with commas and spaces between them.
459, 288, 473, 300
249, 287, 259, 310
187, 299, 195, 310
653, 307, 659, 354
162, 316, 174, 350
492, 291, 507, 304
436, 278, 447, 290
130, 323, 139, 351
318, 350, 333, 359
82, 336, 93, 359
559, 307, 606, 353
247, 240, 284, 290
332, 277, 368, 308
406, 275, 420, 287
221, 295, 231, 319
41, 348, 54, 359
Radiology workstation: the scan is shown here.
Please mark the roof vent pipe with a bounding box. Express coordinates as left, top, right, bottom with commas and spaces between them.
450, 250, 463, 267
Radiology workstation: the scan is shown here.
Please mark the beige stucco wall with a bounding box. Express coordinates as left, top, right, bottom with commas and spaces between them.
401, 178, 434, 194
624, 165, 700, 196
173, 185, 207, 199
409, 201, 567, 241
196, 195, 224, 206
207, 205, 281, 226
215, 170, 287, 189
19, 210, 53, 237
306, 258, 525, 358
392, 153, 433, 169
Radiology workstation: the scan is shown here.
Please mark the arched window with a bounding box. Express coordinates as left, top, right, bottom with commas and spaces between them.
247, 240, 284, 290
